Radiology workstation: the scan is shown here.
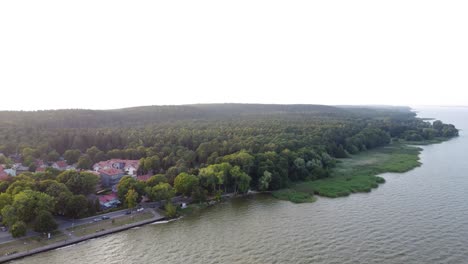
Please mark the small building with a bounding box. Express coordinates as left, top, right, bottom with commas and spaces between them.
98, 193, 120, 209
35, 167, 46, 173
13, 163, 29, 174
99, 168, 125, 188
0, 166, 10, 181
35, 159, 47, 173
52, 161, 68, 171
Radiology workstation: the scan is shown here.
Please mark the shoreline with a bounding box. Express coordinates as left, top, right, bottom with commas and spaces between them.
0, 212, 166, 263
271, 139, 455, 203
0, 140, 457, 262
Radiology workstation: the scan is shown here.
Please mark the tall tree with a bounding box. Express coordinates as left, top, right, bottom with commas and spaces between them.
117, 176, 145, 202
125, 189, 138, 209
174, 173, 199, 197
258, 171, 272, 191
33, 210, 58, 233
64, 149, 81, 164
11, 221, 27, 238
77, 155, 93, 170
11, 190, 56, 223
46, 150, 60, 162
57, 171, 99, 195
146, 183, 174, 202
66, 195, 89, 218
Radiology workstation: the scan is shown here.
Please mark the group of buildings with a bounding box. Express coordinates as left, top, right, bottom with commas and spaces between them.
0, 154, 144, 210
92, 159, 141, 209
92, 159, 139, 187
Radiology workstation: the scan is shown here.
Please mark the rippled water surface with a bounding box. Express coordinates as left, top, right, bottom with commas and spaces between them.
11, 107, 468, 264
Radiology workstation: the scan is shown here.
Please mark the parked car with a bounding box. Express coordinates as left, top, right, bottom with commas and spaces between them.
125, 210, 132, 215
93, 218, 101, 222
137, 208, 144, 212
101, 216, 110, 220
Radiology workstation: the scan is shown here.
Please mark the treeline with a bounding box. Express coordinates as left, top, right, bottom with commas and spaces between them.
0, 104, 459, 237
0, 169, 100, 237
0, 104, 404, 154
0, 105, 458, 190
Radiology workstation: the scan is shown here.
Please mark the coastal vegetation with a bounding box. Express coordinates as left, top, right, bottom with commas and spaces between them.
271, 189, 316, 203
0, 169, 104, 238
278, 144, 423, 201
0, 104, 459, 235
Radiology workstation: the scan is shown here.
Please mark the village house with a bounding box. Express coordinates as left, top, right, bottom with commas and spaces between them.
35, 167, 46, 173
13, 163, 29, 174
52, 160, 68, 171
98, 193, 120, 209
32, 159, 48, 173
93, 159, 139, 177
98, 168, 125, 189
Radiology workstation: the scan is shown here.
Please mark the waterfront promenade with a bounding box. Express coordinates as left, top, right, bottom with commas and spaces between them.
0, 208, 165, 263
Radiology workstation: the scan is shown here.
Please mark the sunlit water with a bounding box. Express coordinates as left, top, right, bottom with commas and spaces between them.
10, 107, 468, 264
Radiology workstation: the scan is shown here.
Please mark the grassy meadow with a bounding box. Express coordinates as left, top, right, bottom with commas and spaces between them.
273, 143, 423, 202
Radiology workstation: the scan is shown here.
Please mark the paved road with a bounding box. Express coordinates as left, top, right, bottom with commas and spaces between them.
55, 209, 135, 229
0, 229, 36, 244
0, 196, 190, 244
0, 209, 139, 244
0, 208, 165, 263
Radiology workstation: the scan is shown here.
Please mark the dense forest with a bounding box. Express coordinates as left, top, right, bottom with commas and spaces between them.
0, 104, 459, 189
0, 104, 459, 237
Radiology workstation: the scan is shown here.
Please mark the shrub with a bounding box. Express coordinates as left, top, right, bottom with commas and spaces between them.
165, 202, 178, 219
11, 221, 27, 238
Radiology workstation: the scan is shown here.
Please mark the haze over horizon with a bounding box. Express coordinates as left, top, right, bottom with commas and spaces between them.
0, 103, 467, 112
1, 0, 467, 111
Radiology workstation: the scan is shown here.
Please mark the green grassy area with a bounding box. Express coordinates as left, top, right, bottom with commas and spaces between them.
271, 189, 316, 203
0, 231, 67, 256
400, 137, 448, 145
275, 143, 423, 201
68, 211, 154, 237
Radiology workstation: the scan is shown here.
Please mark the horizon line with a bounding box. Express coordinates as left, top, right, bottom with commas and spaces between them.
0, 103, 467, 112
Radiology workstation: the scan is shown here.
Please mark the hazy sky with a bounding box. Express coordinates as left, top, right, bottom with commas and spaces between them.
1, 1, 467, 110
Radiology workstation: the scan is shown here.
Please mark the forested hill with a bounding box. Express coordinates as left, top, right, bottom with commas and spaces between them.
0, 103, 459, 192
0, 104, 412, 129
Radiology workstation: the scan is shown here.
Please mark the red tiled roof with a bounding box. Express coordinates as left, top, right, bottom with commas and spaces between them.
124, 160, 139, 168
99, 168, 124, 176
54, 161, 68, 168
98, 193, 119, 203
36, 167, 46, 172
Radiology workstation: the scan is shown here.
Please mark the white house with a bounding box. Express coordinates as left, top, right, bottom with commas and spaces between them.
93, 159, 139, 177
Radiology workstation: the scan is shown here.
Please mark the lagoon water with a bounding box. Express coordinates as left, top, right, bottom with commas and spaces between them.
10, 107, 468, 264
